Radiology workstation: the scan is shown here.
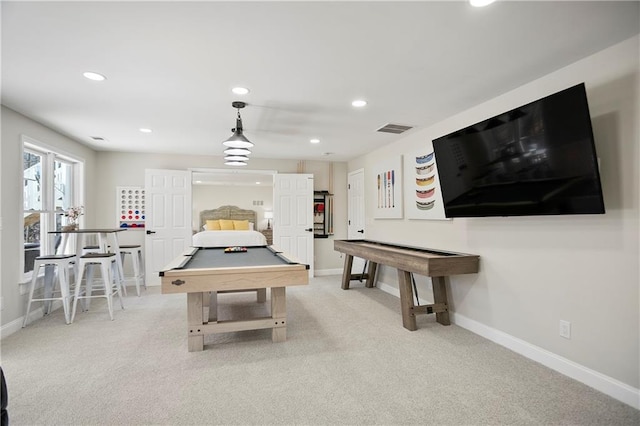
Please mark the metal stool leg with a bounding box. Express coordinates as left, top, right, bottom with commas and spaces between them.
100, 261, 114, 321
22, 262, 41, 327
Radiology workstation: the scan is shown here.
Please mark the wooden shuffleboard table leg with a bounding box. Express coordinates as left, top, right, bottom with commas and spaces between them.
365, 261, 378, 288
432, 276, 451, 326
187, 292, 204, 352
397, 270, 417, 331
271, 287, 286, 342
341, 254, 354, 290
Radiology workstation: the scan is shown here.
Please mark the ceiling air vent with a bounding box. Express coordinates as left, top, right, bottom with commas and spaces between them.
376, 123, 413, 134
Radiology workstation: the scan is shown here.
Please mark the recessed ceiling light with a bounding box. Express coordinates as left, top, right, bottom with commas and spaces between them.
83, 71, 106, 81
470, 0, 495, 7
224, 161, 247, 167
232, 87, 250, 95
256, 181, 261, 185
310, 138, 320, 144
139, 128, 152, 133
352, 100, 367, 108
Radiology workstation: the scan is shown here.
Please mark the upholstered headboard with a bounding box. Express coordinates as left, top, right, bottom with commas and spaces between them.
199, 205, 257, 230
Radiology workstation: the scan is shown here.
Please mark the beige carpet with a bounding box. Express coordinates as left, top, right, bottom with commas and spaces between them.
1, 276, 638, 425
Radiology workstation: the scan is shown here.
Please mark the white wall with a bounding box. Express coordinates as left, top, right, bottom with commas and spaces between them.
0, 106, 98, 329
349, 36, 639, 399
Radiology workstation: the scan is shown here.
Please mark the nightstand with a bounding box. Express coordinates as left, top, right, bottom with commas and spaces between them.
260, 228, 273, 245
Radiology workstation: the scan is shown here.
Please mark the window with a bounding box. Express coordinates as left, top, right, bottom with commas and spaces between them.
22, 137, 84, 279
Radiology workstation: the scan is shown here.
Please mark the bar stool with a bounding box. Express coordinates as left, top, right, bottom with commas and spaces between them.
119, 244, 145, 296
71, 253, 124, 322
83, 245, 130, 296
23, 255, 76, 326
81, 245, 121, 298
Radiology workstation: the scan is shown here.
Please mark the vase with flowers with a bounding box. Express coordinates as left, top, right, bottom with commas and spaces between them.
63, 206, 84, 230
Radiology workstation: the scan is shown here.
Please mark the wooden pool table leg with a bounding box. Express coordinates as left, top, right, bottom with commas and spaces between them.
271, 287, 286, 342
257, 288, 267, 303
187, 292, 204, 352
207, 291, 218, 323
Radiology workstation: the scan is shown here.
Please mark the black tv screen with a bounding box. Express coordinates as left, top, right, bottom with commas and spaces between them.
432, 83, 605, 218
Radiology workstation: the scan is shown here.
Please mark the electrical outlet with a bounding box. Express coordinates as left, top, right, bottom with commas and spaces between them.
559, 320, 571, 339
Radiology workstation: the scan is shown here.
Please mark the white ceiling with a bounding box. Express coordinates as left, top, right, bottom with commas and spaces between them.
2, 1, 639, 163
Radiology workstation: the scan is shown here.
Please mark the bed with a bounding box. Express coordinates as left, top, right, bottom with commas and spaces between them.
192, 205, 267, 247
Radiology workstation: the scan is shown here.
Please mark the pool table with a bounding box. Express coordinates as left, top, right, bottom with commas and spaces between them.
160, 246, 309, 351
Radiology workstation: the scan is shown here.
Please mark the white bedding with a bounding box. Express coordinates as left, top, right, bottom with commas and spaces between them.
192, 230, 267, 247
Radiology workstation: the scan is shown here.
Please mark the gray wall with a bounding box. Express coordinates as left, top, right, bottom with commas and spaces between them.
349, 36, 639, 392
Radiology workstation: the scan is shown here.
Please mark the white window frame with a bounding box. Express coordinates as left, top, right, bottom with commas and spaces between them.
21, 135, 84, 283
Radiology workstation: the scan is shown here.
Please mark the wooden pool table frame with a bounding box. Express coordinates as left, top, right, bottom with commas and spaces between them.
160, 247, 309, 352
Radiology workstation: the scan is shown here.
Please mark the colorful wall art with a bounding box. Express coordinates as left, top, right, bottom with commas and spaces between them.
117, 186, 146, 228
403, 146, 448, 220
374, 156, 403, 219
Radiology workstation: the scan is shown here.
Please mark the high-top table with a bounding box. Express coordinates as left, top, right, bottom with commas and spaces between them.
334, 239, 479, 331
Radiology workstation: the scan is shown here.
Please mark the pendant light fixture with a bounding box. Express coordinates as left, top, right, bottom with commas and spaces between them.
224, 161, 248, 167
224, 155, 249, 162
224, 147, 251, 156
223, 101, 253, 148
223, 101, 253, 166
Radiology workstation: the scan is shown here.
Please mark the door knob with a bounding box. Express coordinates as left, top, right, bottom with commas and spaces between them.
357, 229, 364, 233
146, 230, 156, 235
305, 228, 313, 232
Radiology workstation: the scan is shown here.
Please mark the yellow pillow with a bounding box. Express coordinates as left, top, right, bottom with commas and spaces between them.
233, 220, 250, 230
206, 220, 221, 230
219, 219, 234, 230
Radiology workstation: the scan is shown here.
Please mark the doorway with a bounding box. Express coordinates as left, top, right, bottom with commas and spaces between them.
191, 168, 276, 232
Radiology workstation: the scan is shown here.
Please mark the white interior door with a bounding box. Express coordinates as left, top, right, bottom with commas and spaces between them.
348, 169, 367, 274
273, 174, 314, 276
144, 169, 192, 286
348, 168, 365, 239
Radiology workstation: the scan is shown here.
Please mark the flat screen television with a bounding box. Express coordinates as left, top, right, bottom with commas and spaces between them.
432, 83, 605, 218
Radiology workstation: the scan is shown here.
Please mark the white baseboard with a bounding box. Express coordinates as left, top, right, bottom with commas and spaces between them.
1, 302, 62, 339
314, 268, 342, 277
374, 280, 640, 410
376, 281, 401, 298
451, 312, 640, 410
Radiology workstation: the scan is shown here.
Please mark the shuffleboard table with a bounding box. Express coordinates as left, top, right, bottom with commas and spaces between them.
334, 240, 479, 331
160, 246, 309, 352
